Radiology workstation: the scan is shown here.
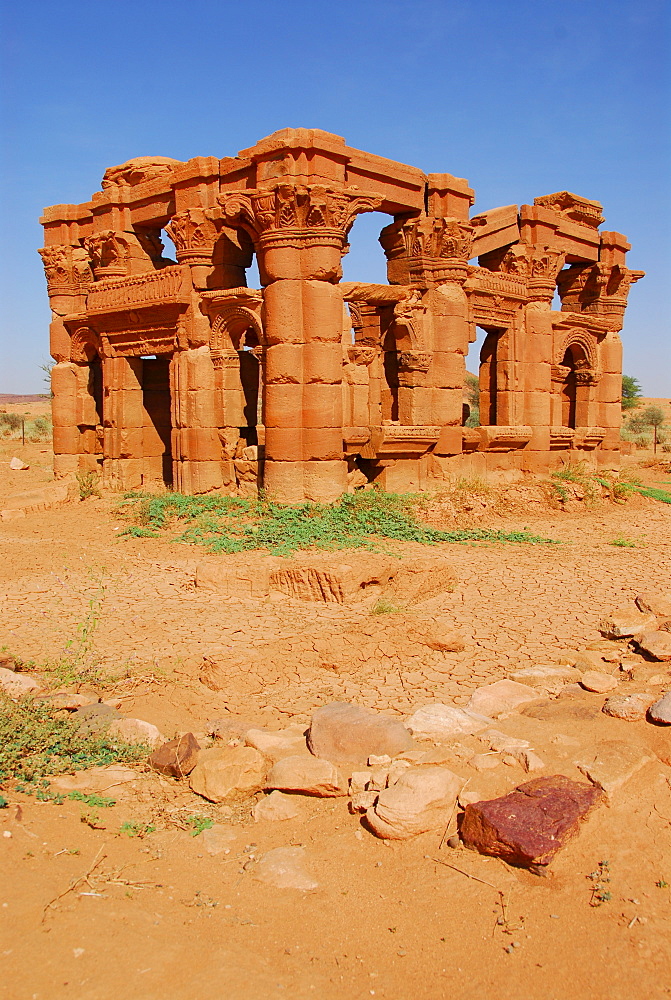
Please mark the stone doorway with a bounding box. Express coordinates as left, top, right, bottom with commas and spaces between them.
141, 356, 173, 486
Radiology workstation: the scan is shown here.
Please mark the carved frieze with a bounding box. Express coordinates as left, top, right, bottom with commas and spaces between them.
38, 245, 93, 296
382, 216, 475, 287
86, 266, 190, 314
533, 192, 604, 229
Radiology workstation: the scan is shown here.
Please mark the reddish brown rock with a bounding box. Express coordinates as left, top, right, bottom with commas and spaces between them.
148, 733, 201, 778
460, 775, 603, 869
307, 702, 415, 766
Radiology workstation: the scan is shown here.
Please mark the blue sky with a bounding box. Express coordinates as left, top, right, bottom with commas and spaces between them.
1, 0, 669, 393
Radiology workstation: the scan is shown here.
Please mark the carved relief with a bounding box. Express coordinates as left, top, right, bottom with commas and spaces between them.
533, 192, 604, 229
83, 231, 133, 278
166, 209, 223, 265
38, 245, 93, 294
70, 326, 101, 364
398, 351, 431, 372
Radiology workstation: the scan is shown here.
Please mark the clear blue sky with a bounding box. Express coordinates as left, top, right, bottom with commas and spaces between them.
1, 0, 669, 394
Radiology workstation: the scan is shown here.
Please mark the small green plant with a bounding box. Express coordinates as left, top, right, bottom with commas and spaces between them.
185, 813, 214, 837
370, 597, 403, 615
67, 790, 116, 808
76, 470, 101, 501
80, 809, 105, 829
119, 820, 156, 838
609, 536, 638, 548
656, 878, 669, 888
587, 860, 612, 906
0, 795, 8, 809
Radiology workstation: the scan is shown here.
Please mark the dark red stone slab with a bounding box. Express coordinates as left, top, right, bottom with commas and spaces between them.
149, 732, 200, 778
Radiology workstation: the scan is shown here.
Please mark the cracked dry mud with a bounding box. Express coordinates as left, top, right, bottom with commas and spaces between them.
1, 436, 671, 1000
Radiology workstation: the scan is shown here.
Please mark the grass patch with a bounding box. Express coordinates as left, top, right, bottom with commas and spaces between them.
117, 490, 558, 556
370, 597, 404, 615
609, 536, 639, 548
186, 813, 214, 836
0, 692, 146, 791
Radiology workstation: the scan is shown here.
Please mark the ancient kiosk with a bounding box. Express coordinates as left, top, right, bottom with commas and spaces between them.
39, 128, 643, 501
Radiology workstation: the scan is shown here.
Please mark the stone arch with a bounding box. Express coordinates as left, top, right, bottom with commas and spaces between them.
70, 326, 101, 364
554, 329, 599, 376
210, 305, 264, 353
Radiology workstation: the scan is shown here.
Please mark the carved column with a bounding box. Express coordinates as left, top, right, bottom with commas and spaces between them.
166, 209, 253, 290
220, 182, 380, 502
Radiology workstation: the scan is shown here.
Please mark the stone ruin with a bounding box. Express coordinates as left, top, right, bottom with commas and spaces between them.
39, 128, 643, 501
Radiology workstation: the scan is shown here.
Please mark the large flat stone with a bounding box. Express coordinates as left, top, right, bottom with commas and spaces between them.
266, 755, 346, 796
466, 680, 541, 719
461, 775, 602, 868
405, 703, 492, 740
575, 740, 655, 802
189, 746, 267, 802
307, 702, 414, 765
366, 766, 461, 840
636, 630, 671, 662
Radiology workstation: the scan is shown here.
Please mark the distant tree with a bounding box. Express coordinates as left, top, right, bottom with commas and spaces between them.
39, 360, 54, 397
464, 373, 480, 427
621, 375, 642, 411
627, 404, 666, 454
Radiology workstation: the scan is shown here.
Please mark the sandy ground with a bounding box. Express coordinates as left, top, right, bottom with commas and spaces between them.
1, 403, 671, 1000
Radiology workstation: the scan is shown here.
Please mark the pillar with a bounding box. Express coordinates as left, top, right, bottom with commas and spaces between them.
172, 347, 224, 494
101, 356, 144, 489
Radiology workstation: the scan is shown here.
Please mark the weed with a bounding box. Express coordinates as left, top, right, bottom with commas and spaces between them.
370, 597, 404, 615
0, 795, 8, 808
80, 809, 105, 829
587, 860, 612, 906
67, 790, 116, 808
0, 691, 145, 788
609, 536, 638, 548
117, 489, 558, 556
119, 820, 156, 838
40, 584, 113, 690
76, 471, 101, 500
656, 878, 669, 888
185, 813, 214, 837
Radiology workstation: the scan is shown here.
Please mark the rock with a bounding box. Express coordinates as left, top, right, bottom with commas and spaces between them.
270, 553, 394, 604
245, 725, 307, 760
206, 716, 256, 740
366, 766, 461, 840
9, 457, 29, 470
1, 481, 74, 520
599, 609, 656, 639
461, 775, 603, 869
189, 746, 267, 802
648, 692, 671, 725
349, 770, 373, 794
307, 702, 414, 765
512, 749, 546, 773
252, 846, 319, 890
636, 630, 671, 662
350, 790, 379, 813
51, 765, 141, 795
468, 753, 500, 771
73, 702, 121, 735
523, 698, 600, 722
195, 554, 283, 599
580, 671, 619, 694
37, 691, 99, 710
405, 703, 492, 740
466, 680, 541, 719
0, 667, 42, 698
570, 650, 610, 672
406, 619, 465, 652
266, 755, 345, 797
253, 790, 301, 822
201, 824, 238, 856
636, 592, 671, 619
0, 653, 16, 671
478, 730, 530, 753
200, 650, 261, 692
148, 733, 200, 777
384, 556, 458, 604
510, 666, 581, 693
108, 718, 164, 748
575, 740, 655, 803
602, 692, 656, 722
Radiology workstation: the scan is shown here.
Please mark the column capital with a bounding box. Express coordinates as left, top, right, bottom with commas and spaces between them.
380, 216, 475, 287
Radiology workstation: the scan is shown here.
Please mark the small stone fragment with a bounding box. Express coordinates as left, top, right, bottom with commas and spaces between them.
648, 691, 671, 725
307, 702, 414, 765
9, 457, 29, 470
108, 717, 164, 748
253, 790, 300, 822
190, 746, 267, 802
366, 766, 461, 840
0, 653, 17, 671
201, 824, 237, 856
266, 754, 345, 797
466, 680, 541, 719
636, 630, 671, 662
405, 703, 492, 739
599, 609, 656, 639
148, 733, 200, 777
580, 671, 618, 694
468, 753, 500, 772
349, 770, 373, 794
512, 749, 545, 773
479, 730, 530, 753
349, 790, 378, 814
38, 691, 98, 710
252, 846, 319, 890
0, 667, 42, 698
73, 702, 121, 736
461, 775, 602, 869
575, 740, 655, 803
602, 692, 656, 722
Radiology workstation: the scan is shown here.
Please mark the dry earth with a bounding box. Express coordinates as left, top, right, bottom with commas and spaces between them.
1, 404, 671, 1000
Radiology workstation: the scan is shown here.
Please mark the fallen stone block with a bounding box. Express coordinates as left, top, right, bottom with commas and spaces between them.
461, 775, 602, 869
478, 730, 530, 753
252, 846, 319, 890
512, 749, 546, 773
466, 680, 541, 719
575, 740, 655, 803
0, 481, 74, 520
245, 725, 307, 760
580, 671, 618, 694
0, 667, 43, 698
647, 691, 671, 725
366, 766, 461, 840
636, 630, 671, 662
253, 790, 301, 822
108, 717, 164, 748
350, 790, 378, 813
599, 609, 656, 639
602, 692, 656, 722
195, 555, 283, 598
510, 666, 581, 694
73, 702, 122, 736
636, 591, 671, 619
148, 733, 201, 777
307, 702, 414, 765
384, 556, 457, 605
405, 703, 492, 740
190, 746, 267, 802
266, 755, 345, 797
270, 553, 394, 604
406, 618, 465, 652
36, 691, 99, 711
9, 457, 29, 470
51, 765, 141, 795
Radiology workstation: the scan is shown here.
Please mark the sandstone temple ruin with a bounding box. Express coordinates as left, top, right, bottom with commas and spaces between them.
39, 128, 643, 501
